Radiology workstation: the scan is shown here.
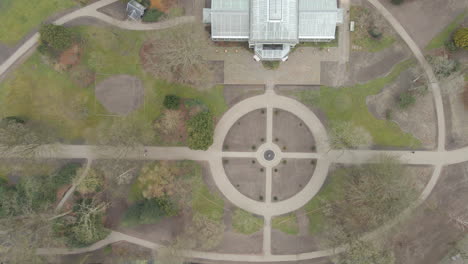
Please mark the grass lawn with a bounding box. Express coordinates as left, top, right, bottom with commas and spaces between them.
304, 169, 346, 234
0, 26, 227, 144
272, 213, 299, 235
296, 59, 421, 148
0, 0, 76, 45
425, 10, 467, 50
350, 6, 395, 52
231, 209, 263, 235
192, 177, 224, 222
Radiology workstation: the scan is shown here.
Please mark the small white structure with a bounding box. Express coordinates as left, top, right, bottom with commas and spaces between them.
350, 21, 355, 32
126, 0, 146, 21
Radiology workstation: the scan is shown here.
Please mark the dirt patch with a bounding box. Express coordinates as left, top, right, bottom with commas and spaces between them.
272, 159, 315, 202
271, 229, 323, 254
273, 109, 316, 152
216, 229, 264, 254
376, 0, 466, 49
391, 162, 468, 264
95, 75, 144, 115
223, 109, 266, 151
223, 158, 266, 202
441, 73, 468, 149
96, 1, 127, 21
223, 85, 265, 108
58, 44, 81, 68
367, 67, 437, 149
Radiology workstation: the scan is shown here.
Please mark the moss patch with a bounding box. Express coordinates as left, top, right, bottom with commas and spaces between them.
232, 209, 263, 235
272, 213, 299, 235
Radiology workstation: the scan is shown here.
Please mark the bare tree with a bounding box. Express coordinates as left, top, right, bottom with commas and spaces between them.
329, 121, 373, 149
448, 208, 468, 231
0, 119, 44, 156
97, 117, 154, 158
141, 23, 213, 87
323, 155, 416, 235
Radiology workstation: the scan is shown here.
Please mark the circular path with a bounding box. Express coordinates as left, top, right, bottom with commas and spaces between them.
209, 90, 330, 217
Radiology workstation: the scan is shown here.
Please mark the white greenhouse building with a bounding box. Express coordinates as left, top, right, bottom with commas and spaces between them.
203, 0, 343, 61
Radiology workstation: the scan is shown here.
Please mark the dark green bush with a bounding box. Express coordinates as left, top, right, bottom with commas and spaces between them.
397, 92, 416, 109
163, 94, 181, 109
391, 0, 404, 5
51, 163, 81, 189
187, 111, 214, 150
122, 198, 176, 227
142, 9, 164, 22
368, 27, 383, 39
444, 39, 457, 52
39, 24, 73, 52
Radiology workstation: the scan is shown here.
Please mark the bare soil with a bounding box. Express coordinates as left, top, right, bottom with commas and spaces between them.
271, 228, 323, 255
223, 109, 266, 151
272, 159, 315, 202
223, 158, 266, 202
96, 1, 127, 21
95, 74, 144, 115
273, 109, 316, 152
322, 42, 411, 87
376, 0, 467, 49
58, 44, 81, 69
390, 161, 468, 264
223, 84, 265, 108
442, 72, 468, 149
367, 67, 437, 149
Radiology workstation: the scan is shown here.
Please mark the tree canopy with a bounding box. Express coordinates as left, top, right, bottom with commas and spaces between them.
187, 111, 214, 150
39, 24, 73, 52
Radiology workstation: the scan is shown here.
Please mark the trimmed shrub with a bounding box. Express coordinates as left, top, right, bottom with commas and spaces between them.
187, 111, 214, 150
142, 9, 164, 22
122, 197, 176, 227
163, 94, 181, 109
454, 27, 468, 49
39, 24, 73, 52
397, 92, 416, 109
391, 0, 404, 5
52, 163, 81, 189
368, 27, 383, 39
427, 55, 459, 78
444, 39, 457, 52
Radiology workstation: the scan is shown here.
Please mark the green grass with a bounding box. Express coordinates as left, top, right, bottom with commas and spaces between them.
231, 209, 263, 235
296, 59, 421, 148
425, 10, 467, 50
262, 61, 280, 70
0, 26, 227, 144
304, 169, 347, 234
272, 213, 299, 235
0, 0, 76, 44
350, 6, 396, 52
192, 179, 224, 222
